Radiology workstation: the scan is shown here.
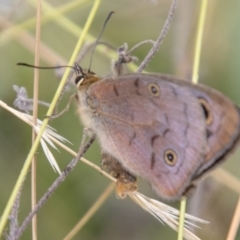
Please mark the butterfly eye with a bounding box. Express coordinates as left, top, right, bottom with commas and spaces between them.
148, 83, 160, 97
75, 75, 84, 85
164, 149, 177, 166
198, 97, 213, 125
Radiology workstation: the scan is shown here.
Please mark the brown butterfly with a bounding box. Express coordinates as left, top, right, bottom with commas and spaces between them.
75, 69, 240, 201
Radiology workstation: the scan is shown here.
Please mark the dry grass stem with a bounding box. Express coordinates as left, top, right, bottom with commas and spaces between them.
63, 183, 115, 240
31, 1, 42, 238
129, 192, 208, 240
226, 196, 240, 240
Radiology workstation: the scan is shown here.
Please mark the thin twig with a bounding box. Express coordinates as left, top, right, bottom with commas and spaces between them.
14, 135, 96, 240
31, 0, 42, 239
127, 39, 155, 55
6, 183, 24, 240
137, 0, 178, 73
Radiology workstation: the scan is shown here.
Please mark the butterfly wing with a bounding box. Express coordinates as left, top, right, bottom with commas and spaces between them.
84, 74, 211, 200
189, 82, 240, 179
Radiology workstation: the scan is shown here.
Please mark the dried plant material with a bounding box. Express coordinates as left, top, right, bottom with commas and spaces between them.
129, 191, 209, 240
13, 85, 34, 113
111, 43, 139, 76
0, 100, 71, 174
13, 85, 50, 113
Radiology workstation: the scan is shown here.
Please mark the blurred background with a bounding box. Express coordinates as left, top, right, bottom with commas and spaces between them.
0, 0, 240, 239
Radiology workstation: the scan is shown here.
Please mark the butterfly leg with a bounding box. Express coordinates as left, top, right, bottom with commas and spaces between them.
101, 152, 138, 198
45, 93, 78, 120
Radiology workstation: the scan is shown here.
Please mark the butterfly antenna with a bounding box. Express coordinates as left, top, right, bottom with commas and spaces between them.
88, 11, 115, 72
17, 62, 76, 70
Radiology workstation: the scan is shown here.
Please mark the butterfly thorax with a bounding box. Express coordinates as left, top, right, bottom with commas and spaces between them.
75, 69, 102, 130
